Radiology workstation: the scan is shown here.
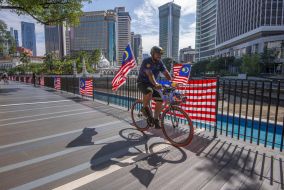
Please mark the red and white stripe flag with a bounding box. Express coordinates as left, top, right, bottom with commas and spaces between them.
112, 44, 136, 91
152, 79, 217, 125
80, 78, 93, 96
54, 77, 61, 90
172, 64, 183, 77
40, 77, 44, 86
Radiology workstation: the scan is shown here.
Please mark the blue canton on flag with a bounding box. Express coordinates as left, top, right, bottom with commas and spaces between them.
172, 64, 191, 84
80, 78, 93, 96
80, 79, 85, 90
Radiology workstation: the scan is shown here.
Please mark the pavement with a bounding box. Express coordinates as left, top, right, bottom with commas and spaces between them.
0, 81, 284, 190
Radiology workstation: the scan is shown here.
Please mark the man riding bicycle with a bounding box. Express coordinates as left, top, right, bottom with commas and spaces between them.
137, 46, 172, 129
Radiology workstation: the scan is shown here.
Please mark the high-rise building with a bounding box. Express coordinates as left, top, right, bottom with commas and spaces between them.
21, 22, 37, 56
44, 25, 66, 58
133, 34, 142, 65
195, 0, 217, 61
131, 32, 134, 51
142, 53, 150, 60
14, 30, 19, 47
65, 29, 71, 56
115, 7, 131, 65
159, 2, 181, 61
196, 0, 284, 62
70, 10, 116, 64
215, 0, 284, 60
180, 46, 195, 63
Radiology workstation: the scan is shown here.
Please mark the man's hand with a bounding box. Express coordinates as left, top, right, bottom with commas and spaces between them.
154, 83, 162, 89
171, 82, 180, 88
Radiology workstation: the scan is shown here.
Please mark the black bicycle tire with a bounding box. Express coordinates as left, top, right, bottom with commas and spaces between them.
161, 105, 194, 147
131, 100, 150, 131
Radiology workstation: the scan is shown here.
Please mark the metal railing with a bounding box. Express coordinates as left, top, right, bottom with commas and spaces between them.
10, 75, 284, 151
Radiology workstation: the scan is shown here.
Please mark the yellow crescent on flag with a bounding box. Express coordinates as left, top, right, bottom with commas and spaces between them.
124, 50, 129, 61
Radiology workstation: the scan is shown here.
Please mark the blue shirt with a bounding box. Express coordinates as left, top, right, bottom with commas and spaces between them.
137, 57, 166, 85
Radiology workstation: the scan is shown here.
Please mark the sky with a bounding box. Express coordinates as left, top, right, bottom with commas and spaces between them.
0, 0, 196, 56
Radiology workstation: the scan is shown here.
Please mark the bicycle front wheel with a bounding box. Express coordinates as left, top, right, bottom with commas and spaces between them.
161, 106, 194, 147
131, 100, 150, 131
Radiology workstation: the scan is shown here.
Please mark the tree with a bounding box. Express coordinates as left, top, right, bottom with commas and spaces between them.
0, 0, 91, 25
241, 54, 260, 76
191, 59, 210, 76
89, 49, 101, 70
43, 52, 56, 73
0, 19, 16, 57
261, 47, 278, 73
20, 52, 31, 65
162, 57, 176, 72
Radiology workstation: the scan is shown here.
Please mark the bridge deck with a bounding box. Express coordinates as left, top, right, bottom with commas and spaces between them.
0, 81, 283, 190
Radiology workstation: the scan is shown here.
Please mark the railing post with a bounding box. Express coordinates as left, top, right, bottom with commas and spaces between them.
107, 76, 109, 105
214, 76, 219, 138
127, 75, 130, 111
73, 76, 75, 95
92, 76, 95, 101
272, 80, 281, 149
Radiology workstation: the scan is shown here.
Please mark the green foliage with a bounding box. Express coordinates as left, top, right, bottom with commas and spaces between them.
19, 52, 31, 64
260, 47, 278, 73
0, 0, 91, 25
89, 49, 101, 70
0, 20, 16, 56
191, 59, 210, 76
241, 54, 260, 76
162, 57, 176, 72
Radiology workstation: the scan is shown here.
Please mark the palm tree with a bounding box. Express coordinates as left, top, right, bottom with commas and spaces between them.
19, 52, 31, 74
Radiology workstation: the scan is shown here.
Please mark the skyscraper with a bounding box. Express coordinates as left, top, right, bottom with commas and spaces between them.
195, 0, 217, 61
44, 25, 66, 58
70, 10, 116, 64
21, 22, 37, 56
180, 46, 195, 63
196, 0, 284, 61
133, 34, 142, 65
14, 30, 19, 47
215, 0, 284, 58
65, 29, 71, 56
115, 7, 131, 65
159, 2, 181, 61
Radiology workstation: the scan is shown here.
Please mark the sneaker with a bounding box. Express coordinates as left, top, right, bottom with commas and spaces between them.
154, 119, 161, 129
141, 107, 152, 118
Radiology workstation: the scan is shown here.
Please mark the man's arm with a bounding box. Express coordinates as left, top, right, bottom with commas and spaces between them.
163, 70, 172, 81
145, 70, 160, 88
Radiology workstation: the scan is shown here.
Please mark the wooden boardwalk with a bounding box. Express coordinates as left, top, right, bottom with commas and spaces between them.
0, 81, 283, 190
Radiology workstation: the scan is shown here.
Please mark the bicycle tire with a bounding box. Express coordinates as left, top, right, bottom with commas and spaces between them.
160, 105, 194, 147
131, 100, 150, 131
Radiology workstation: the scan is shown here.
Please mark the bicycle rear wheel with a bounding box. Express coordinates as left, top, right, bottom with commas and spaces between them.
161, 105, 194, 147
131, 100, 150, 131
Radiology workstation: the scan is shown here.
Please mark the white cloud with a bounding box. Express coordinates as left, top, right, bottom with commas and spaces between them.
141, 34, 159, 53
179, 22, 196, 50
0, 10, 45, 56
132, 0, 196, 54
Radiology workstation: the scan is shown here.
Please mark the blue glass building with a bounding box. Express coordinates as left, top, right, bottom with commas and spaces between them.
21, 22, 37, 56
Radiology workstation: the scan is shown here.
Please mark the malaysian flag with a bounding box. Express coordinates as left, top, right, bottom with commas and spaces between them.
54, 77, 61, 90
27, 77, 32, 83
40, 77, 44, 86
112, 44, 136, 91
172, 63, 183, 77
152, 79, 217, 125
172, 64, 191, 84
80, 78, 93, 96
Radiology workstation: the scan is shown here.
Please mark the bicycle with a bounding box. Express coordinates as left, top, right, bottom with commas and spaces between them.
131, 84, 194, 147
